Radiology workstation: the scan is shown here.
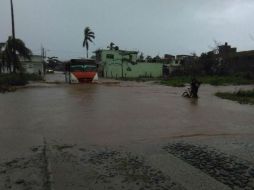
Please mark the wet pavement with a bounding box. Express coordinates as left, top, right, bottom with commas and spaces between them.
0, 73, 254, 189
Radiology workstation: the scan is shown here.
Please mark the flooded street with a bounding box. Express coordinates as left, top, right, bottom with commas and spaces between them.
1, 78, 253, 148
1, 75, 254, 190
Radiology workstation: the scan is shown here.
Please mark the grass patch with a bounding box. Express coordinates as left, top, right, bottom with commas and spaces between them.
160, 75, 254, 87
215, 89, 254, 105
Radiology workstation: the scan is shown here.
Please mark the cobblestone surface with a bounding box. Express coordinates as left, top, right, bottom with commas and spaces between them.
163, 142, 254, 190
0, 144, 186, 190
50, 145, 186, 190
85, 150, 184, 190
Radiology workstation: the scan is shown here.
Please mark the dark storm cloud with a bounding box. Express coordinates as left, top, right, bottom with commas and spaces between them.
1, 0, 254, 59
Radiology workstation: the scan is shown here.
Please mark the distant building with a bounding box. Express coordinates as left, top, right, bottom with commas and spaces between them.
224, 50, 254, 73
0, 43, 5, 51
162, 54, 195, 77
175, 55, 190, 64
216, 42, 254, 73
218, 42, 237, 55
163, 54, 175, 64
95, 49, 163, 78
20, 55, 44, 75
0, 42, 44, 75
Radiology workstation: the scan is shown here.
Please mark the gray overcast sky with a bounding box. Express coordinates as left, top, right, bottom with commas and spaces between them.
1, 0, 254, 60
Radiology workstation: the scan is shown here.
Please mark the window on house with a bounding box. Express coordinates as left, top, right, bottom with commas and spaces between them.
106, 54, 114, 59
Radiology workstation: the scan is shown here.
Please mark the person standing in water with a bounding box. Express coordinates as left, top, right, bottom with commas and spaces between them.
190, 78, 201, 98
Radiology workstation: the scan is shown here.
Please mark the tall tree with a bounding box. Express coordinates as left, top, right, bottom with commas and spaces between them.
83, 27, 95, 58
4, 37, 32, 72
146, 55, 152, 62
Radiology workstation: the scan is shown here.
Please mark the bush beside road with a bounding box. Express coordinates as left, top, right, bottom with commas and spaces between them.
0, 73, 43, 93
216, 89, 254, 105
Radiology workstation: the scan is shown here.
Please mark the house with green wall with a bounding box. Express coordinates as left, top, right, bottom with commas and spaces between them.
95, 49, 163, 78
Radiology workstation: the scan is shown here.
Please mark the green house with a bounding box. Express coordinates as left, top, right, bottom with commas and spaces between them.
95, 49, 163, 78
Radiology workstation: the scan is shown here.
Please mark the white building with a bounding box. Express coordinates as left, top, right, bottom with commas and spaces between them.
20, 55, 44, 75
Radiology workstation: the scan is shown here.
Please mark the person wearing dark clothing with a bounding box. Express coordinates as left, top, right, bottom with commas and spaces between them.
190, 78, 201, 98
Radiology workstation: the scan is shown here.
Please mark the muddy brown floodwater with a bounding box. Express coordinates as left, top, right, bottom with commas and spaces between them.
0, 78, 254, 190
0, 81, 254, 157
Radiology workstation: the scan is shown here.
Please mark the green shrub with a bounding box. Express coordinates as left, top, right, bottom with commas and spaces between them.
235, 89, 254, 97
215, 89, 254, 105
0, 74, 27, 86
0, 73, 43, 86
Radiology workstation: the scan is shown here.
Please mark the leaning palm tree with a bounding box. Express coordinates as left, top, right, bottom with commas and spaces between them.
83, 27, 95, 58
4, 36, 32, 72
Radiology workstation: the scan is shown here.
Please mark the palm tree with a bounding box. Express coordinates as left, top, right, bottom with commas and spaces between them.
4, 37, 32, 72
83, 27, 95, 58
108, 42, 115, 50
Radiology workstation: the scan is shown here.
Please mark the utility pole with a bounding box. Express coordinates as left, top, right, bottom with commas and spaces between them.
41, 46, 45, 59
41, 45, 47, 75
121, 58, 124, 78
10, 0, 15, 40
10, 0, 17, 72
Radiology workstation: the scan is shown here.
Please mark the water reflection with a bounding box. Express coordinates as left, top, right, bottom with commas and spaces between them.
190, 98, 199, 106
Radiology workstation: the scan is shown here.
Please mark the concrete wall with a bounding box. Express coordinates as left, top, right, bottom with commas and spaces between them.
104, 62, 163, 78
